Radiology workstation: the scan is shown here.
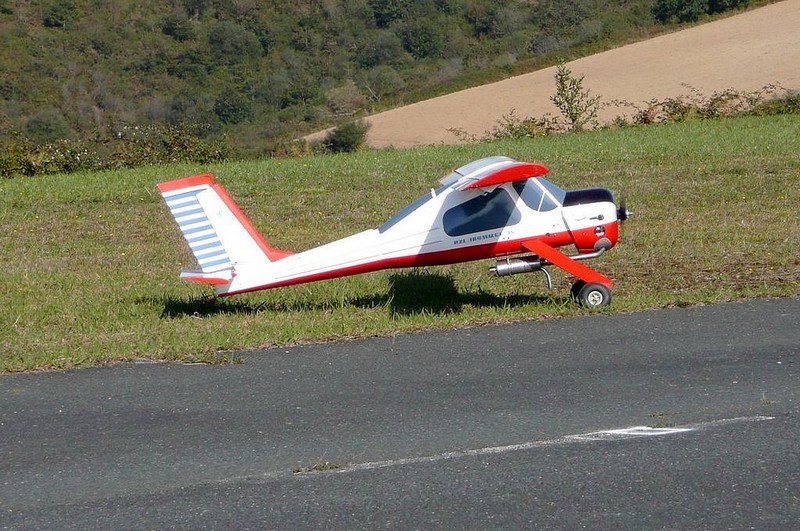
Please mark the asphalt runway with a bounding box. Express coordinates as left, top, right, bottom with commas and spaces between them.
2, 297, 798, 529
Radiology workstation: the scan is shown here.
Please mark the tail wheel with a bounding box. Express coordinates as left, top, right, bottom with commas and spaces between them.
576, 282, 612, 308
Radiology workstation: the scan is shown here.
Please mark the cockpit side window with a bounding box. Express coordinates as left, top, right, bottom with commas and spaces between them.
513, 179, 560, 212
443, 188, 520, 237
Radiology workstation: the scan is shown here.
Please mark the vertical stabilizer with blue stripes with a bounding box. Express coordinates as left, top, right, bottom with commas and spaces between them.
158, 174, 279, 291
162, 184, 233, 273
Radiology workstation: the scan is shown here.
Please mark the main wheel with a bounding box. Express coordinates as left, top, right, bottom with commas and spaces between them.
577, 282, 612, 308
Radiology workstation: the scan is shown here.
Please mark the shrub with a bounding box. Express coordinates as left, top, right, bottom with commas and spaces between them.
24, 108, 72, 142
163, 10, 194, 41
750, 92, 800, 116
551, 62, 601, 131
0, 136, 34, 178
484, 110, 558, 140
43, 0, 78, 28
109, 124, 229, 167
208, 21, 263, 64
0, 137, 100, 178
323, 120, 370, 153
213, 92, 251, 125
652, 0, 749, 24
398, 18, 445, 59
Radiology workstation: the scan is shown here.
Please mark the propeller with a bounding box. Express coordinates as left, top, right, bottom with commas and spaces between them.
617, 197, 632, 221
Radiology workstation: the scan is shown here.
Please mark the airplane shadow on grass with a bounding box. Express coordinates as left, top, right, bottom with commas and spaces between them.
154, 270, 564, 319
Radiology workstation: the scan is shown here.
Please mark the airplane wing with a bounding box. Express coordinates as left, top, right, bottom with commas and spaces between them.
522, 238, 613, 287
442, 157, 550, 191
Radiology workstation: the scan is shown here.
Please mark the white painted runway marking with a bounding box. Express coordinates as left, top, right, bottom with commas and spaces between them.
297, 416, 774, 477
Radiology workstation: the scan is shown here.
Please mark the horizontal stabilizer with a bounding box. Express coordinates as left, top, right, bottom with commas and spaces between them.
180, 269, 234, 285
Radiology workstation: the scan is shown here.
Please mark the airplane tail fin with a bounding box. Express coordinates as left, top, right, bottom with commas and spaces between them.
157, 174, 292, 292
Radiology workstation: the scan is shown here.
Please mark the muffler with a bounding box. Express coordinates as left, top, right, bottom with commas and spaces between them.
490, 255, 546, 277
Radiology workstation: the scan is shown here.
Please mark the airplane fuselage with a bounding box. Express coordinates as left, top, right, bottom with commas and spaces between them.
223, 175, 619, 296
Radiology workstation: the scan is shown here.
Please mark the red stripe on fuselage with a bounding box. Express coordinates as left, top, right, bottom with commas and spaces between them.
221, 230, 576, 296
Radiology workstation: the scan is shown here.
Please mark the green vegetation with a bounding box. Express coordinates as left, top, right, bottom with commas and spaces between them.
0, 0, 762, 171
550, 62, 601, 132
2, 115, 799, 372
323, 120, 371, 153
652, 0, 750, 24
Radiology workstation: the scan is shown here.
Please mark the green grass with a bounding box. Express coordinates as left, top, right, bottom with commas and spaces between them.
2, 115, 799, 372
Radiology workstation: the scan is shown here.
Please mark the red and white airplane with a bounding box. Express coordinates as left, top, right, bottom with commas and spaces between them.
158, 156, 629, 307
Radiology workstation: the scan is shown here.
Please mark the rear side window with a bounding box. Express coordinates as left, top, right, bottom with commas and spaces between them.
443, 188, 520, 237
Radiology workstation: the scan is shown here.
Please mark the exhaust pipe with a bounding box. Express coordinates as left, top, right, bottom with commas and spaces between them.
490, 255, 547, 277
490, 255, 553, 289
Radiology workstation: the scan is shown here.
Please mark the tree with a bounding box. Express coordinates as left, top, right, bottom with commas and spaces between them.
25, 108, 72, 141
213, 91, 251, 124
43, 0, 78, 29
398, 18, 445, 59
357, 29, 406, 68
163, 10, 194, 41
369, 0, 410, 27
208, 21, 263, 64
359, 65, 405, 102
708, 0, 749, 14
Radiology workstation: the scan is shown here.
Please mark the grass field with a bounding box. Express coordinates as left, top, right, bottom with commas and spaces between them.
2, 115, 799, 372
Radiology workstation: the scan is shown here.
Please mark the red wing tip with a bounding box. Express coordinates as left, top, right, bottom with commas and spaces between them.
464, 162, 550, 190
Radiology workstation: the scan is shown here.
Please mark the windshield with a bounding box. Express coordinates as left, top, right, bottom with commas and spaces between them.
538, 177, 566, 204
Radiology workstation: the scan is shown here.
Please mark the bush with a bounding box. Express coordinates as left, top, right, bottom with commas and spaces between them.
652, 0, 748, 24
749, 91, 800, 116
398, 18, 445, 59
0, 137, 34, 178
43, 0, 78, 28
163, 10, 194, 41
0, 125, 229, 178
109, 124, 229, 167
24, 108, 72, 142
323, 120, 370, 153
468, 110, 558, 141
0, 137, 100, 178
551, 62, 601, 131
208, 21, 263, 64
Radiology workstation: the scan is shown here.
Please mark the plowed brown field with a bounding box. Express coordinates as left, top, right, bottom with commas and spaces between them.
307, 0, 800, 148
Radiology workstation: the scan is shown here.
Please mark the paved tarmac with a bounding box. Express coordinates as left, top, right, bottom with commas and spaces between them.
2, 297, 798, 529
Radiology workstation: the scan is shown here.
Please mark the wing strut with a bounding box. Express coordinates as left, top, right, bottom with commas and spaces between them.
521, 239, 613, 288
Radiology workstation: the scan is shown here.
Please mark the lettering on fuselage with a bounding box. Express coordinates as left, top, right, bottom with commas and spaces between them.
453, 231, 502, 246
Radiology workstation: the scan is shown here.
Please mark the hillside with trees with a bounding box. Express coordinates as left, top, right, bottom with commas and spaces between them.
0, 0, 756, 173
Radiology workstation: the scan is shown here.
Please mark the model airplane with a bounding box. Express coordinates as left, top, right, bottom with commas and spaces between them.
158, 156, 630, 307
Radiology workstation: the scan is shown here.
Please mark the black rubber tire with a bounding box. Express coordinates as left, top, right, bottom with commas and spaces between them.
577, 282, 612, 308
570, 280, 587, 302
